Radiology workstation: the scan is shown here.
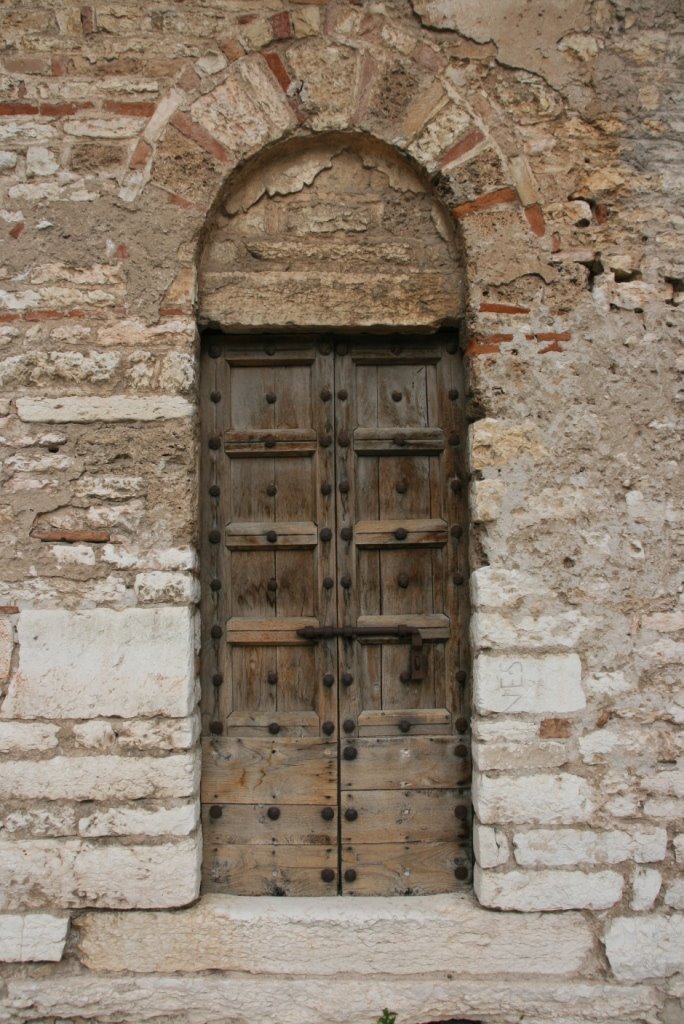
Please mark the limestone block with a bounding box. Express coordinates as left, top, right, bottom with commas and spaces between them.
475, 866, 623, 911
133, 571, 199, 606
604, 915, 684, 980
468, 418, 546, 469
16, 395, 193, 422
192, 57, 295, 158
1, 805, 79, 837
472, 734, 569, 771
0, 751, 199, 801
408, 102, 472, 168
0, 721, 59, 753
0, 913, 68, 962
631, 867, 662, 911
78, 802, 199, 838
473, 653, 584, 714
199, 269, 462, 330
473, 773, 594, 825
471, 612, 584, 652
75, 892, 593, 975
4, 974, 659, 1024
470, 567, 551, 610
674, 835, 684, 862
25, 146, 58, 178
664, 879, 684, 910
0, 617, 12, 684
2, 608, 196, 719
73, 715, 200, 752
470, 479, 505, 522
0, 836, 201, 910
473, 822, 509, 867
513, 827, 668, 866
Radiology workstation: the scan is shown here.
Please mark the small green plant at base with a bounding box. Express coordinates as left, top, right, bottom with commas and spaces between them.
377, 1010, 397, 1024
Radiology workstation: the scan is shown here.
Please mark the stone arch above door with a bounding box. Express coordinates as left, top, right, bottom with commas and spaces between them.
197, 134, 464, 332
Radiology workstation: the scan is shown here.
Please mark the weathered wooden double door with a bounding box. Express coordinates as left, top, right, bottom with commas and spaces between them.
200, 334, 471, 896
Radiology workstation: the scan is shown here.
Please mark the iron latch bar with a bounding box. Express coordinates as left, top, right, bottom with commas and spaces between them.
297, 623, 425, 681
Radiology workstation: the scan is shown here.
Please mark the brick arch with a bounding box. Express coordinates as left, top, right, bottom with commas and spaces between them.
132, 33, 571, 358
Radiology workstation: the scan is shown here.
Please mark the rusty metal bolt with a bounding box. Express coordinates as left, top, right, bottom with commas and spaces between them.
345, 808, 358, 822
321, 807, 334, 821
267, 806, 280, 821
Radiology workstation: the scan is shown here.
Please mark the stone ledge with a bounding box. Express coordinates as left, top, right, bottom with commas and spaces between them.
3, 974, 660, 1024
75, 892, 593, 976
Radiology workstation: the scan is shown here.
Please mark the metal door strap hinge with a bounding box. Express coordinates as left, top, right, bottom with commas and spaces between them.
297, 623, 425, 681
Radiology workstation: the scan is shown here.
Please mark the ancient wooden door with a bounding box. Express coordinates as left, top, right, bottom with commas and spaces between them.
201, 335, 470, 896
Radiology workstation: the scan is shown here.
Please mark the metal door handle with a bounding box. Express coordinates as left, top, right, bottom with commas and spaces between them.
296, 624, 425, 681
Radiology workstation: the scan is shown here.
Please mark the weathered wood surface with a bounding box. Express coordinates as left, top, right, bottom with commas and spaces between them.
341, 840, 468, 895
202, 737, 337, 804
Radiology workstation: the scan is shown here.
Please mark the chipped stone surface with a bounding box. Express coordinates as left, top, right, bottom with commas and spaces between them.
0, 913, 68, 962
604, 915, 684, 981
2, 609, 196, 719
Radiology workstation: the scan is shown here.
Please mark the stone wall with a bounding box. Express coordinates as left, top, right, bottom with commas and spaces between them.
0, 1, 682, 1022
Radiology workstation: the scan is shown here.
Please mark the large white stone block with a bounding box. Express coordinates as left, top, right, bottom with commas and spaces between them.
0, 751, 199, 801
475, 866, 623, 911
16, 395, 193, 422
474, 653, 584, 714
473, 772, 594, 825
0, 836, 201, 910
0, 913, 68, 962
664, 879, 684, 910
513, 826, 668, 866
2, 608, 196, 719
468, 418, 546, 469
75, 892, 593, 976
604, 915, 684, 980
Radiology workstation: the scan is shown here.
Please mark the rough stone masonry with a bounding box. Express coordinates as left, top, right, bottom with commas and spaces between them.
0, 0, 682, 1022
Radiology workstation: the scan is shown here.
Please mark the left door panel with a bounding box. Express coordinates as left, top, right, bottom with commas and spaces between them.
200, 335, 339, 895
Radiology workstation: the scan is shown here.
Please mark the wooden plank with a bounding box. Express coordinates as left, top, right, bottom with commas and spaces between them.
225, 521, 317, 550
358, 709, 450, 728
226, 616, 318, 644
340, 736, 468, 790
354, 519, 447, 547
202, 803, 337, 846
202, 736, 337, 804
225, 430, 317, 457
351, 350, 441, 366
357, 613, 450, 639
203, 843, 337, 896
340, 841, 469, 895
340, 788, 469, 844
224, 354, 316, 368
354, 427, 444, 454
376, 363, 428, 428
225, 711, 320, 735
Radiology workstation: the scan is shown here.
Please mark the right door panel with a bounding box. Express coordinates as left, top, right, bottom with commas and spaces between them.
335, 338, 471, 895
